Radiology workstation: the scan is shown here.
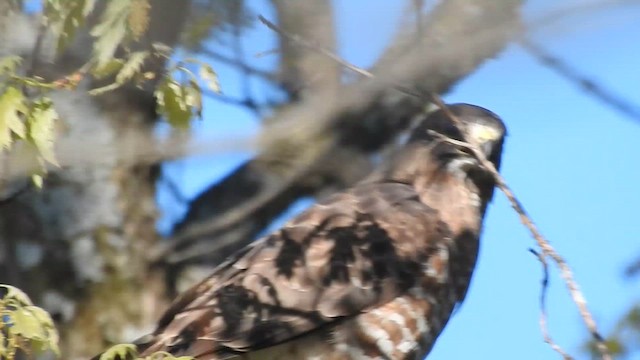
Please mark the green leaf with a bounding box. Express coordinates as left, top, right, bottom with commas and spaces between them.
32, 174, 44, 188
0, 331, 5, 354
27, 98, 59, 166
44, 0, 67, 23
155, 79, 191, 129
199, 64, 221, 93
128, 0, 151, 40
145, 352, 194, 360
0, 87, 27, 149
26, 306, 60, 355
99, 343, 137, 360
91, 0, 130, 67
24, 306, 56, 332
0, 285, 33, 305
0, 56, 22, 75
57, 1, 85, 55
7, 307, 47, 340
46, 0, 96, 55
116, 51, 148, 84
92, 58, 125, 80
185, 80, 202, 119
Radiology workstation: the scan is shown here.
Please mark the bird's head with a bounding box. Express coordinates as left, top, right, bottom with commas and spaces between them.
408, 103, 506, 178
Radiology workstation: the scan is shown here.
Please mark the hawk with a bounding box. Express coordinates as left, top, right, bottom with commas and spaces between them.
96, 103, 506, 360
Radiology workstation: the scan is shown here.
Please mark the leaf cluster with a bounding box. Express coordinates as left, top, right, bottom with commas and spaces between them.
1, 0, 223, 185
0, 285, 60, 359
0, 57, 59, 185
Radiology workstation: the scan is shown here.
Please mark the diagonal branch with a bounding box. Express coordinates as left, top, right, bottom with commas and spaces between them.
164, 0, 523, 269
520, 37, 640, 123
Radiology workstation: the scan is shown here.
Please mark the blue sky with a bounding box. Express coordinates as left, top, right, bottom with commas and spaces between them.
158, 1, 640, 359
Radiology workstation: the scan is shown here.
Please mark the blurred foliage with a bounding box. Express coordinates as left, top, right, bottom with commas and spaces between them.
0, 284, 195, 360
1, 0, 224, 185
98, 344, 194, 360
586, 267, 640, 359
181, 0, 253, 50
0, 284, 60, 359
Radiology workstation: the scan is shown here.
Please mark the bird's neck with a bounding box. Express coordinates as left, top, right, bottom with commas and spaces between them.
370, 144, 494, 231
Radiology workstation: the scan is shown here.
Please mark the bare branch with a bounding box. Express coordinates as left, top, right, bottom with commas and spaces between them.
530, 249, 573, 360
200, 47, 277, 82
271, 0, 339, 97
520, 38, 640, 123
259, 15, 374, 80
164, 0, 523, 268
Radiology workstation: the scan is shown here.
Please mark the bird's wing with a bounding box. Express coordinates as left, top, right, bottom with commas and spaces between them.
141, 182, 446, 358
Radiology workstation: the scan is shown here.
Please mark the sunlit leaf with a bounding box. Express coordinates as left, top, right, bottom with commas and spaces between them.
116, 51, 148, 84
92, 58, 125, 80
199, 63, 221, 93
46, 0, 97, 55
27, 306, 60, 355
32, 174, 44, 188
58, 1, 83, 54
128, 0, 150, 40
43, 0, 67, 23
7, 308, 47, 340
0, 56, 22, 75
27, 98, 59, 166
185, 80, 202, 119
0, 87, 28, 149
91, 0, 130, 67
145, 352, 194, 360
99, 343, 137, 360
155, 78, 191, 129
151, 42, 172, 57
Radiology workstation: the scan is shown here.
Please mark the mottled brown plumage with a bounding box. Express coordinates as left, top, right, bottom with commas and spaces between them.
97, 103, 506, 360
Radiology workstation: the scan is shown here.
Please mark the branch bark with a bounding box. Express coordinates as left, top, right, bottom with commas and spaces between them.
165, 0, 523, 277
272, 0, 340, 98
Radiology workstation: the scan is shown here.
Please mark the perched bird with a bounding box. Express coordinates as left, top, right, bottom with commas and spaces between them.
98, 103, 506, 360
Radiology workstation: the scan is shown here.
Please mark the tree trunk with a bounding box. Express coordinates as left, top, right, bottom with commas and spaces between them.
0, 1, 190, 358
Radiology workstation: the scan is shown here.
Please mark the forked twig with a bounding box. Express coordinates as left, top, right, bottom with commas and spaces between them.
530, 248, 574, 360
258, 14, 612, 360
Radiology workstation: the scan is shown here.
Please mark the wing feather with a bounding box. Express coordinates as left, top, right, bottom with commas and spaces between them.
142, 182, 444, 358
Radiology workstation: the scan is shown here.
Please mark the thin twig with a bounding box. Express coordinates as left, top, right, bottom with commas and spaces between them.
202, 89, 260, 112
200, 47, 276, 81
257, 14, 612, 360
258, 15, 374, 80
530, 249, 573, 360
520, 37, 640, 123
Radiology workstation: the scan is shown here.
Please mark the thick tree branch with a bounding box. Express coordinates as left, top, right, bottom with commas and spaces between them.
272, 0, 339, 98
163, 0, 522, 271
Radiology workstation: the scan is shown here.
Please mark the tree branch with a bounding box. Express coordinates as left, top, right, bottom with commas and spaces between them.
272, 0, 339, 98
164, 0, 522, 277
520, 37, 640, 123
